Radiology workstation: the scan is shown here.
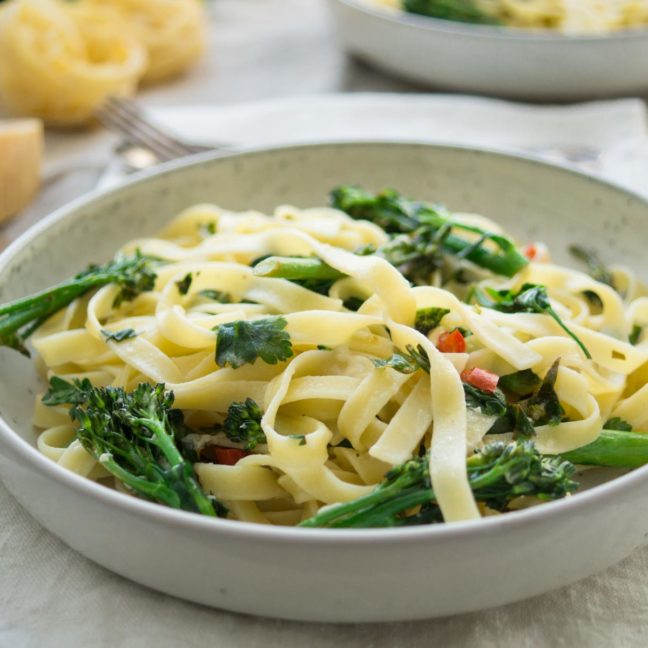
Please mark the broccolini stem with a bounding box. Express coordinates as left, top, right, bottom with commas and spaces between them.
300, 440, 578, 528
561, 429, 648, 468
331, 186, 528, 278
99, 454, 183, 508
253, 257, 346, 282
0, 253, 159, 355
135, 417, 216, 517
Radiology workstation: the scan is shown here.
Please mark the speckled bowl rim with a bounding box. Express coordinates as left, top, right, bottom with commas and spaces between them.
337, 0, 648, 42
1, 140, 647, 545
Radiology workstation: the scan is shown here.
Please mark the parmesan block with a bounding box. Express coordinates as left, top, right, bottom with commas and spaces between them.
0, 119, 43, 222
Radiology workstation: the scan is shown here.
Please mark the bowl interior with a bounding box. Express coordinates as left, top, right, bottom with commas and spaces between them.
342, 0, 648, 40
0, 142, 646, 452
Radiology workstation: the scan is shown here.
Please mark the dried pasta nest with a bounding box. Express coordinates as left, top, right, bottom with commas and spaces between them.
0, 0, 207, 126
83, 0, 207, 84
0, 0, 147, 127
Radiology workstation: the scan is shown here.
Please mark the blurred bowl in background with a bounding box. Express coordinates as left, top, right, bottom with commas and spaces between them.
329, 0, 648, 100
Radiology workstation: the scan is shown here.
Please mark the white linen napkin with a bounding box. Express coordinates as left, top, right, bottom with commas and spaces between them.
40, 93, 648, 197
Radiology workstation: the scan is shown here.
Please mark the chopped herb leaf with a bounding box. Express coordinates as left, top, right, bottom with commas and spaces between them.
198, 289, 232, 304
343, 296, 365, 311
498, 369, 541, 398
101, 328, 137, 343
569, 246, 615, 288
488, 360, 564, 437
463, 383, 507, 417
176, 273, 193, 295
215, 316, 293, 369
288, 434, 307, 446
200, 222, 216, 236
630, 324, 642, 346
604, 417, 633, 432
317, 344, 333, 351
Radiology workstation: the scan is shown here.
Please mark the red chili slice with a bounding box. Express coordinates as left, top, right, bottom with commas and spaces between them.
461, 367, 499, 393
203, 446, 249, 465
437, 329, 466, 354
523, 244, 537, 260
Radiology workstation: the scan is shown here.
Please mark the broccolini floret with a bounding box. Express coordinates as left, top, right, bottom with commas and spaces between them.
300, 440, 578, 528
223, 398, 265, 450
43, 378, 223, 517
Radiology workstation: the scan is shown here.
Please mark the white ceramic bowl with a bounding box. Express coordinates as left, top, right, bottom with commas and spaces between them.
1, 142, 648, 623
329, 0, 648, 100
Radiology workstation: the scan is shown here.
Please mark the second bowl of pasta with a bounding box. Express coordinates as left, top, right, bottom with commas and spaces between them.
330, 0, 648, 99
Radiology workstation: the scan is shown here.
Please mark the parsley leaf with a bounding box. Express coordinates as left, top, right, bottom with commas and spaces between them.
630, 324, 642, 346
604, 417, 633, 432
198, 289, 232, 303
101, 328, 137, 342
463, 383, 507, 417
498, 369, 541, 398
215, 316, 293, 369
176, 273, 193, 295
488, 360, 564, 437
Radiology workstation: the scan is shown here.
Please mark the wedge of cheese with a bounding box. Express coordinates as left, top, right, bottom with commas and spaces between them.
0, 119, 43, 222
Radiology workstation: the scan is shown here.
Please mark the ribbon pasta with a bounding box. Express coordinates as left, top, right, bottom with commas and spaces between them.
372, 0, 648, 33
33, 201, 648, 525
0, 0, 205, 125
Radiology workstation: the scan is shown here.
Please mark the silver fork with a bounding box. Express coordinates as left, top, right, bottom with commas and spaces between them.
94, 96, 225, 171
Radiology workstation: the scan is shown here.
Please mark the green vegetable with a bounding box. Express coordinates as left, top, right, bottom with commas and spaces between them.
253, 256, 345, 283
489, 360, 564, 436
629, 324, 642, 346
403, 0, 502, 25
561, 429, 648, 468
604, 417, 633, 432
101, 328, 137, 343
300, 440, 578, 528
223, 398, 265, 450
43, 378, 222, 516
175, 273, 193, 295
498, 369, 541, 397
215, 316, 293, 369
569, 246, 615, 288
463, 383, 507, 417
331, 186, 528, 278
470, 283, 591, 359
198, 290, 232, 303
373, 344, 430, 374
0, 251, 158, 356
414, 307, 450, 335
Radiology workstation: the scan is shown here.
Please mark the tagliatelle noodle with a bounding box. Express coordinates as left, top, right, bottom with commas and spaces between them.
32, 202, 648, 525
369, 0, 648, 33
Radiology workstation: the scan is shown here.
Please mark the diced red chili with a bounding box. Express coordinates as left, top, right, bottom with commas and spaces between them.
461, 367, 499, 393
523, 244, 537, 260
437, 329, 466, 354
203, 446, 249, 465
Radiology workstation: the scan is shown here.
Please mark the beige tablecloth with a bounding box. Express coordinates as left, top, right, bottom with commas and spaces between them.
2, 1, 648, 645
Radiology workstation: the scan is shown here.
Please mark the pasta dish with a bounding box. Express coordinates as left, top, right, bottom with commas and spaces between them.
370, 0, 648, 33
2, 186, 647, 528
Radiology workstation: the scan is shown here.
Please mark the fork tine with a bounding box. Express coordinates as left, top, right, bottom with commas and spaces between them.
95, 102, 180, 162
103, 96, 197, 158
